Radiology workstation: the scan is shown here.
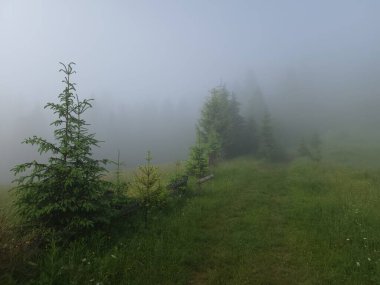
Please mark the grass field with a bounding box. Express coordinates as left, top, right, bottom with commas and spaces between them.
3, 157, 380, 284
0, 185, 10, 205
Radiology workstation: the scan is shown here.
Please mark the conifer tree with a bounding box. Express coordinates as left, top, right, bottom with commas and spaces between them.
198, 86, 229, 158
204, 130, 222, 166
110, 150, 129, 208
112, 150, 128, 195
259, 111, 278, 161
186, 136, 209, 183
197, 85, 245, 158
12, 63, 111, 237
226, 94, 246, 157
245, 116, 258, 154
134, 151, 165, 227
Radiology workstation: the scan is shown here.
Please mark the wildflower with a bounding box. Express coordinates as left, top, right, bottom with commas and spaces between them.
363, 238, 367, 240
356, 261, 360, 267
111, 254, 117, 259
368, 257, 371, 261
346, 238, 350, 241
82, 258, 87, 262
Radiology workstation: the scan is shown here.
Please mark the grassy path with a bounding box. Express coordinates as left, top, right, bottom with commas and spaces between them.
188, 160, 299, 284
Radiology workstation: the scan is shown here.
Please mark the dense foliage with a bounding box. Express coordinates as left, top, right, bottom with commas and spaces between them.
12, 63, 113, 237
197, 86, 247, 159
196, 85, 284, 163
186, 140, 209, 181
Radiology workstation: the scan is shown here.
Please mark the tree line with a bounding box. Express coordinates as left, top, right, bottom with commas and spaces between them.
188, 84, 284, 172
11, 63, 286, 242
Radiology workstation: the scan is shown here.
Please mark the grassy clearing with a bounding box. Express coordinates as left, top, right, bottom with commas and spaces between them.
3, 157, 380, 284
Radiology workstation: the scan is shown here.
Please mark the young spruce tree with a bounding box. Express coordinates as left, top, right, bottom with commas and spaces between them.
12, 62, 111, 238
186, 134, 209, 185
134, 151, 165, 228
197, 85, 245, 159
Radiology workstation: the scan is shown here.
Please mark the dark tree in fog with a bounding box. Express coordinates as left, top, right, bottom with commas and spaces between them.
258, 111, 281, 161
243, 115, 259, 154
197, 85, 245, 159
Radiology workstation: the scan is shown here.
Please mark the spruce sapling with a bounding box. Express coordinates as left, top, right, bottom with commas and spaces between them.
134, 151, 165, 228
12, 62, 111, 239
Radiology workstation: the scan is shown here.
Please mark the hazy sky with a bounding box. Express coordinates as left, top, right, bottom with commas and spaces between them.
1, 0, 380, 182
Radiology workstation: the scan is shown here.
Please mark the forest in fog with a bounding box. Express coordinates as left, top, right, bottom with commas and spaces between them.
2, 1, 380, 284
1, 0, 380, 182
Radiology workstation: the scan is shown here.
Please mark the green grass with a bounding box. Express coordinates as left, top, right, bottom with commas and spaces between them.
0, 185, 11, 209
4, 157, 380, 284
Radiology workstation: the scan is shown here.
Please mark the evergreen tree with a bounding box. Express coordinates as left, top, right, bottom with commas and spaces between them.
204, 130, 222, 166
259, 111, 280, 161
198, 86, 229, 158
186, 137, 209, 182
134, 151, 165, 227
226, 94, 246, 156
244, 116, 259, 154
12, 63, 111, 238
111, 150, 129, 207
112, 150, 128, 195
197, 85, 245, 158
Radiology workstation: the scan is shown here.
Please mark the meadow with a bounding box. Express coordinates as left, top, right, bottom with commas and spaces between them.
2, 153, 380, 284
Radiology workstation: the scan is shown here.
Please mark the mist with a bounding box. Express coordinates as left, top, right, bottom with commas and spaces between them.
1, 0, 380, 183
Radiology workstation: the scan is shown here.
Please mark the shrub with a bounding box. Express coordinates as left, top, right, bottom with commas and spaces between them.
167, 161, 188, 195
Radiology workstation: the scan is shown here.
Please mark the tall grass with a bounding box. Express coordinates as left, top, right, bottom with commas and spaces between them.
3, 157, 380, 284
286, 159, 380, 284
0, 185, 11, 210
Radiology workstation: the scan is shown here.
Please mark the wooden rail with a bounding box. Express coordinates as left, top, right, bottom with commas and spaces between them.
197, 174, 214, 184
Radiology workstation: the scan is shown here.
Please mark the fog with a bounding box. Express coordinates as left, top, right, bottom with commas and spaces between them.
1, 0, 380, 183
